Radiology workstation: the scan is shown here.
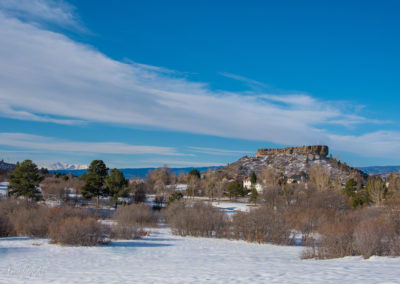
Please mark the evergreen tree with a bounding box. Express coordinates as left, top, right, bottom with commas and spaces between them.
226, 181, 246, 199
343, 178, 367, 208
105, 168, 128, 208
343, 178, 357, 197
250, 171, 257, 184
8, 160, 43, 201
81, 160, 109, 207
167, 191, 184, 205
250, 186, 258, 205
188, 168, 201, 179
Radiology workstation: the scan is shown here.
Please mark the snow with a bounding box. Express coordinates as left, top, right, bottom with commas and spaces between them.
211, 201, 253, 213
166, 184, 188, 191
1, 228, 400, 283
42, 162, 88, 170
0, 182, 8, 196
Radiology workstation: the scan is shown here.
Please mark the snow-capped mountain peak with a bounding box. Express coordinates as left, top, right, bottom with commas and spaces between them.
43, 162, 88, 170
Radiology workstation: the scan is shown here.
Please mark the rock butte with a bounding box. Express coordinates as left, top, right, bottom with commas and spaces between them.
256, 145, 329, 158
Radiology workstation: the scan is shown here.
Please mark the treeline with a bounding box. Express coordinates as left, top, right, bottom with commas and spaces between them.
4, 160, 147, 208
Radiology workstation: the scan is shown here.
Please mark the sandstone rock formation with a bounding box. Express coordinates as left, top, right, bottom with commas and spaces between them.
256, 145, 329, 158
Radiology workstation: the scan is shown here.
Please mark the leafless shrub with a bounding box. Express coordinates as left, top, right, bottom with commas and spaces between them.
232, 206, 293, 244
114, 203, 157, 227
308, 190, 350, 212
0, 213, 13, 237
110, 224, 143, 240
291, 208, 336, 241
10, 205, 50, 237
47, 205, 91, 224
312, 217, 357, 259
0, 199, 35, 236
166, 201, 228, 238
353, 216, 389, 258
352, 210, 400, 258
49, 217, 106, 246
111, 204, 157, 239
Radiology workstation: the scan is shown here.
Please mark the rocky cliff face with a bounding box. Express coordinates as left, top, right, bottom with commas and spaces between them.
257, 145, 329, 158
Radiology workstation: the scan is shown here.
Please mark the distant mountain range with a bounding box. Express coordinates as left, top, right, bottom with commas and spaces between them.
358, 166, 400, 175
50, 166, 223, 179
43, 162, 88, 170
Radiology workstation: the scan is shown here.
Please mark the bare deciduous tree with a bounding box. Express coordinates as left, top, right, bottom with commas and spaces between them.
308, 164, 331, 191
366, 177, 386, 206
260, 167, 282, 188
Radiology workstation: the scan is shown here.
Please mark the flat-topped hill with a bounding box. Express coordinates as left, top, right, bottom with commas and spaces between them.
218, 145, 366, 182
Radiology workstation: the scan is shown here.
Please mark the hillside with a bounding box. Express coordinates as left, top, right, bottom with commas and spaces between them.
218, 145, 366, 182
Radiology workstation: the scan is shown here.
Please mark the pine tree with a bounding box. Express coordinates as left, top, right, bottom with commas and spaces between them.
105, 168, 128, 208
81, 160, 109, 207
8, 160, 43, 201
250, 171, 257, 184
188, 169, 201, 179
250, 186, 258, 205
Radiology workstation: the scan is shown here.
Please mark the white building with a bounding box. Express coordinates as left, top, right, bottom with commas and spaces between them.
243, 178, 252, 189
243, 178, 263, 193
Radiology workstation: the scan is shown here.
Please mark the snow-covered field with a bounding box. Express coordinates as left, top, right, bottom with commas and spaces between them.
1, 228, 400, 283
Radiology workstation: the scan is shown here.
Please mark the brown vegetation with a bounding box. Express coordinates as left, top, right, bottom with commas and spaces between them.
49, 217, 106, 246
166, 201, 228, 238
0, 199, 107, 246
111, 204, 157, 239
232, 207, 292, 244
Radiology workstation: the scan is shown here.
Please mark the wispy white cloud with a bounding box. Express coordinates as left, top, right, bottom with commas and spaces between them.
188, 146, 253, 156
328, 131, 400, 158
260, 94, 316, 107
219, 72, 268, 88
0, 3, 398, 159
0, 0, 84, 31
0, 104, 85, 125
0, 133, 182, 156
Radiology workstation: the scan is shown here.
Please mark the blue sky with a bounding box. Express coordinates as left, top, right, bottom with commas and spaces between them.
0, 0, 399, 168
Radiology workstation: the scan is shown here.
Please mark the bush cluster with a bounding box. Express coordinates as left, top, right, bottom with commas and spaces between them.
111, 204, 157, 239
232, 207, 293, 244
302, 208, 400, 259
49, 217, 106, 246
0, 199, 106, 246
166, 201, 228, 238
